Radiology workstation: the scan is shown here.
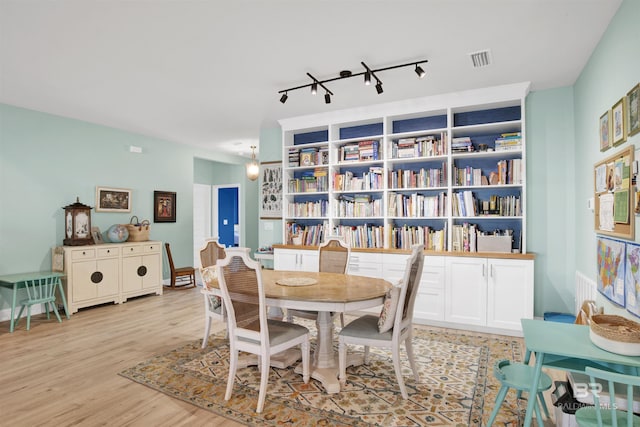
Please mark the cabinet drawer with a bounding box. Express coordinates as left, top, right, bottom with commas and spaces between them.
71, 249, 95, 260
144, 243, 161, 253
122, 245, 143, 255
97, 247, 120, 258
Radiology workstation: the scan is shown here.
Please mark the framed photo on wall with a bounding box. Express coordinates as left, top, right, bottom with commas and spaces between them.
259, 161, 282, 219
627, 83, 640, 137
600, 110, 611, 152
95, 186, 132, 212
612, 97, 627, 146
154, 191, 176, 223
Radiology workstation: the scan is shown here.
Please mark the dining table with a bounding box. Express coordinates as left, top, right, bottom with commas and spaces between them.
520, 318, 640, 427
208, 268, 391, 393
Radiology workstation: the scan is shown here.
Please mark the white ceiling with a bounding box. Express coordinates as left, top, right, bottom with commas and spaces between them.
0, 0, 622, 158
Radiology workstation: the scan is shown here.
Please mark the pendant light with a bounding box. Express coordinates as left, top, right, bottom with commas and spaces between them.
246, 145, 260, 181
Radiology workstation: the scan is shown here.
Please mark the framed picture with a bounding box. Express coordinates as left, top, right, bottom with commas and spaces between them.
627, 83, 640, 137
154, 191, 176, 223
600, 110, 611, 152
91, 226, 104, 244
95, 186, 132, 212
259, 161, 282, 219
612, 97, 627, 146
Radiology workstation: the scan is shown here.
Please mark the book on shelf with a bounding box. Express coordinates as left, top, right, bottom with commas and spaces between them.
299, 147, 318, 166
288, 147, 300, 167
358, 140, 380, 161
341, 143, 360, 162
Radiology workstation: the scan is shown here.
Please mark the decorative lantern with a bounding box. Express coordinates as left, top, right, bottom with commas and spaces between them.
63, 197, 93, 246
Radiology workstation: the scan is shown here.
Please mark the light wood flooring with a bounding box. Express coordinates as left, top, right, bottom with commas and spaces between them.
0, 288, 561, 426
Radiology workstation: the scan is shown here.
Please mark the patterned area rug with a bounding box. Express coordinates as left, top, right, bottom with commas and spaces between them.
120, 325, 528, 426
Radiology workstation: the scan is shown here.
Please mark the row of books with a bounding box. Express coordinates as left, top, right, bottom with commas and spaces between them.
286, 200, 328, 218
387, 192, 447, 218
389, 224, 446, 251
453, 166, 485, 186
391, 133, 448, 159
340, 140, 380, 162
388, 164, 447, 189
333, 224, 384, 249
288, 176, 329, 193
333, 167, 384, 191
451, 190, 478, 217
451, 223, 478, 252
494, 132, 522, 152
288, 146, 329, 167
478, 195, 521, 217
334, 196, 383, 217
451, 136, 474, 153
286, 221, 328, 246
491, 159, 523, 185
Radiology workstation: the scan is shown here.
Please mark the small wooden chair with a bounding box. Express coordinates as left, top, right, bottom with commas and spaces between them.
15, 276, 63, 330
164, 243, 196, 289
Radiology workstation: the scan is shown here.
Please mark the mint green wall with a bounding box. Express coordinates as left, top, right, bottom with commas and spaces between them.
0, 104, 251, 313
258, 127, 284, 251
573, 0, 640, 316
526, 87, 577, 315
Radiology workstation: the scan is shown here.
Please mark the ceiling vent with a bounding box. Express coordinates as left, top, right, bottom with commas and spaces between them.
469, 50, 492, 68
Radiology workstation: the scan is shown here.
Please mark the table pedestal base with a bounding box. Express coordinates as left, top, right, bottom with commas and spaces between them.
238, 348, 302, 370
295, 353, 365, 393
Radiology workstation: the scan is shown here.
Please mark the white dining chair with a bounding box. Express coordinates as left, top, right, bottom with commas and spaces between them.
338, 243, 424, 399
217, 247, 310, 413
287, 236, 350, 327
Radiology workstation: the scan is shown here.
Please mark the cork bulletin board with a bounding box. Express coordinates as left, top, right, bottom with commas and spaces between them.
594, 145, 634, 240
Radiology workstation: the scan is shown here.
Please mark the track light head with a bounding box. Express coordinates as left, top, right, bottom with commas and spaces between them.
325, 92, 331, 104
375, 82, 383, 94
364, 71, 371, 86
280, 92, 288, 104
415, 64, 426, 78
311, 82, 318, 95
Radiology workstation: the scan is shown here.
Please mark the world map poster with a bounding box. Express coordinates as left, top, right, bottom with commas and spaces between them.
596, 236, 625, 306
625, 241, 640, 318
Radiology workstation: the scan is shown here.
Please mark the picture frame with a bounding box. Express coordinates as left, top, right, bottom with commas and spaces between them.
91, 226, 104, 244
627, 83, 640, 137
95, 186, 132, 212
154, 191, 177, 223
259, 161, 282, 219
600, 110, 611, 152
612, 97, 627, 146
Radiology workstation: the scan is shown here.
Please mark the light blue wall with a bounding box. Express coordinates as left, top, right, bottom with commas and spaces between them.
573, 0, 640, 316
0, 104, 251, 314
258, 127, 284, 252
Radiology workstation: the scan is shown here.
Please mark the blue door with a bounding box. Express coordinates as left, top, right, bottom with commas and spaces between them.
218, 187, 239, 247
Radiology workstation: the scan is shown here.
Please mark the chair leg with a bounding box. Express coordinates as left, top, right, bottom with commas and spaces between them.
225, 347, 238, 402
45, 303, 51, 320
363, 346, 370, 364
202, 316, 212, 349
256, 353, 270, 413
533, 395, 544, 427
338, 339, 347, 385
486, 385, 509, 427
340, 313, 345, 328
392, 342, 408, 399
405, 335, 419, 382
537, 392, 550, 420
15, 305, 26, 329
51, 302, 62, 323
26, 306, 32, 330
301, 338, 310, 384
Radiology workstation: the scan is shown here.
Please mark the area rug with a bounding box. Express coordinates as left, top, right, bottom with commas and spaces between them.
120, 325, 528, 426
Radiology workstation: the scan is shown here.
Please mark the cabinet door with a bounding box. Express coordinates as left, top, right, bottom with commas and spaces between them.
382, 254, 409, 285
122, 256, 143, 292
487, 258, 533, 331
347, 252, 383, 278
298, 251, 319, 272
72, 259, 119, 302
141, 253, 161, 290
274, 249, 299, 271
445, 257, 487, 326
414, 256, 445, 321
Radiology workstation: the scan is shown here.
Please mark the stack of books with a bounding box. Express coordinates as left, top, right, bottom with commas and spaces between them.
288, 148, 300, 167
300, 147, 318, 166
358, 140, 380, 161
494, 132, 522, 151
340, 144, 360, 162
451, 136, 473, 153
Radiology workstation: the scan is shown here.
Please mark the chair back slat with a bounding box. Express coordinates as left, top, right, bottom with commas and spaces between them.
585, 366, 640, 427
318, 237, 350, 274
24, 277, 57, 302
200, 239, 226, 268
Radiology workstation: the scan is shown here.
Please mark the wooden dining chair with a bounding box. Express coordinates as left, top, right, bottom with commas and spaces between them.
575, 366, 640, 427
217, 247, 310, 413
199, 238, 227, 347
15, 276, 63, 331
338, 243, 424, 399
164, 242, 196, 289
287, 236, 350, 326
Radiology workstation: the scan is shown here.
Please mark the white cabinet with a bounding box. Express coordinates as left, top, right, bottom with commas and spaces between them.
273, 248, 318, 271
347, 252, 383, 278
121, 242, 162, 298
444, 255, 533, 333
414, 255, 445, 322
60, 241, 163, 314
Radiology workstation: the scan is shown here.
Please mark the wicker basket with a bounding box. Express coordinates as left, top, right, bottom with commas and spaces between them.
590, 314, 640, 343
126, 216, 150, 242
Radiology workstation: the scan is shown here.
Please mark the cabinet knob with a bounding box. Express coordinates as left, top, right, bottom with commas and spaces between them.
82, 251, 86, 255
137, 265, 148, 277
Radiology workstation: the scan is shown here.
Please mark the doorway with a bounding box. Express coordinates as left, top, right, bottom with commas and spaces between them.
217, 187, 239, 248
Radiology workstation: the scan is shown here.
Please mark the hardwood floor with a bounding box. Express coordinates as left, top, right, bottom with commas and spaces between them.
0, 287, 241, 426
0, 288, 561, 426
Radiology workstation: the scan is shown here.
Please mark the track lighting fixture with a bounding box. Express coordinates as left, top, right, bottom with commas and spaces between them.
246, 145, 259, 181
277, 58, 428, 105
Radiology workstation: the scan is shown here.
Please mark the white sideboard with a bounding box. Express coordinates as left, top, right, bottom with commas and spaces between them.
57, 241, 163, 314
274, 246, 533, 336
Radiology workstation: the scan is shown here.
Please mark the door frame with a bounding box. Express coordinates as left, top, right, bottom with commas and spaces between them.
213, 184, 242, 248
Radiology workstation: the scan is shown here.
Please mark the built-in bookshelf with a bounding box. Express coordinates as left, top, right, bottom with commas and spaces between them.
279, 82, 530, 254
